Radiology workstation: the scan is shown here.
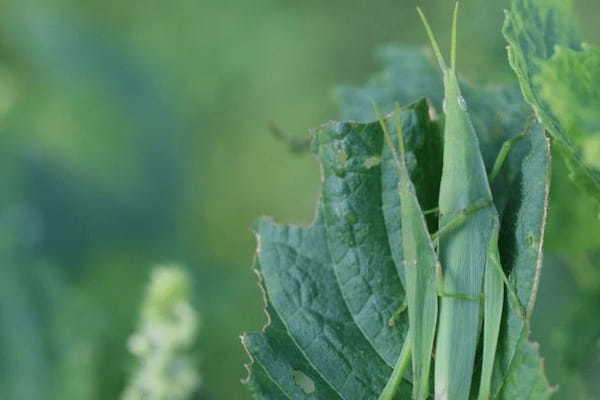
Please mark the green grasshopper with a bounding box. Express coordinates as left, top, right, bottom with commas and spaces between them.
421, 5, 503, 399
375, 104, 439, 400
376, 3, 528, 399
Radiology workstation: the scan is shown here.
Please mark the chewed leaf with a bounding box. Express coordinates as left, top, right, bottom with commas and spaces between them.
244, 43, 552, 399
242, 102, 441, 399
503, 0, 600, 199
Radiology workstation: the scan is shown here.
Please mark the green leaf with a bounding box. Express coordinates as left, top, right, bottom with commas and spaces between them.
493, 123, 554, 399
503, 0, 600, 199
243, 101, 440, 399
243, 47, 553, 399
497, 333, 555, 400
537, 45, 600, 169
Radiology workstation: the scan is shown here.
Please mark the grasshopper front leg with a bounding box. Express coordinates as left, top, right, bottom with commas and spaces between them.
488, 117, 534, 181
431, 200, 492, 242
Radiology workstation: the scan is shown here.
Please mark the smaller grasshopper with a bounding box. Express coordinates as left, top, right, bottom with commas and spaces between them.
375, 103, 439, 400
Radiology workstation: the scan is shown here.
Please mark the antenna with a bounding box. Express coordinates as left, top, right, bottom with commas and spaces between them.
451, 2, 460, 70
417, 7, 448, 71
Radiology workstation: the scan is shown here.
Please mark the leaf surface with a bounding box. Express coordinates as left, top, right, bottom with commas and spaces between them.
537, 45, 600, 169
243, 101, 440, 399
503, 0, 600, 198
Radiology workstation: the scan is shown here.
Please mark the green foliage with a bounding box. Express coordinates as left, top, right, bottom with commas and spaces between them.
504, 4, 600, 396
503, 0, 600, 198
0, 0, 598, 399
537, 45, 600, 168
243, 33, 554, 394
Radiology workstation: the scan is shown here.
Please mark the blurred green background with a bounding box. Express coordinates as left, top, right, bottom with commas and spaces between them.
0, 0, 598, 399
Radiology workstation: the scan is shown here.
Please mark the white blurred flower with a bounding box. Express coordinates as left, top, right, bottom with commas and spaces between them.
122, 265, 200, 400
